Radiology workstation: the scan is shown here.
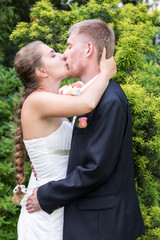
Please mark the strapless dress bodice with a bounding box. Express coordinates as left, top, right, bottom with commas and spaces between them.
23, 121, 72, 186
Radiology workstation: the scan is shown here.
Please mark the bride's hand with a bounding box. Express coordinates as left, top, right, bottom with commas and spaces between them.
99, 48, 117, 79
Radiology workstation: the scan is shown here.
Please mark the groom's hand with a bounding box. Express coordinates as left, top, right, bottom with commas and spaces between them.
26, 187, 41, 213
31, 163, 37, 178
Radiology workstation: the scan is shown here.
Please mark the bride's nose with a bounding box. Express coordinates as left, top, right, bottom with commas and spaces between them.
56, 53, 66, 61
60, 53, 67, 61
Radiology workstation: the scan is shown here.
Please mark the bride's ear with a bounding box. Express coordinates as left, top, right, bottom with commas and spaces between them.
35, 67, 48, 78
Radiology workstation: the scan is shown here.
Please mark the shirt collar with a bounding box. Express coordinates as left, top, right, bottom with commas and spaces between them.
77, 75, 98, 94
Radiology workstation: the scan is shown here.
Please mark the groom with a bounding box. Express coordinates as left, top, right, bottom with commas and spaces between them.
26, 19, 145, 239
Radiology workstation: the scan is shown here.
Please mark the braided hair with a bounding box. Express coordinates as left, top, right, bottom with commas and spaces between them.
12, 41, 43, 204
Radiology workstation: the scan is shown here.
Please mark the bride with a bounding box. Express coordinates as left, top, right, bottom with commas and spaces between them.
12, 40, 116, 239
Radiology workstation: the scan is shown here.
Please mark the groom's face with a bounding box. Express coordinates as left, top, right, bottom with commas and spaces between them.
63, 32, 88, 79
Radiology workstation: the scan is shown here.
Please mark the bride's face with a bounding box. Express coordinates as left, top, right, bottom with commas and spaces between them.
39, 44, 68, 80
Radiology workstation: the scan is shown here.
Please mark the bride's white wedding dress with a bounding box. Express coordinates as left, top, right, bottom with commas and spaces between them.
17, 121, 72, 240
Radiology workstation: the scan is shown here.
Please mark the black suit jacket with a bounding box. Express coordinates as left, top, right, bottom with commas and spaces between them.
37, 80, 145, 240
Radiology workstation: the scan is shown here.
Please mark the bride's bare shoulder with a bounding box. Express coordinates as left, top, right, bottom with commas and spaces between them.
24, 91, 56, 106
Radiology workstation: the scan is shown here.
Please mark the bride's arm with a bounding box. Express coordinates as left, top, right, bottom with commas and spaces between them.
31, 49, 116, 118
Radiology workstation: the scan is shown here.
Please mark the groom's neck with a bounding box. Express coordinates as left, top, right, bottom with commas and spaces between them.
81, 60, 100, 84
81, 70, 100, 84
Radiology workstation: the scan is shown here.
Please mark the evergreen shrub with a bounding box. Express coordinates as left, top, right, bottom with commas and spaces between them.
0, 0, 159, 238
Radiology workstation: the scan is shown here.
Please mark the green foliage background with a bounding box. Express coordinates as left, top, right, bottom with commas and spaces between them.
0, 0, 160, 239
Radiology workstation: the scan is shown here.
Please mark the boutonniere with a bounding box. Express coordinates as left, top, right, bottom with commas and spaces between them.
75, 117, 88, 128
59, 81, 84, 96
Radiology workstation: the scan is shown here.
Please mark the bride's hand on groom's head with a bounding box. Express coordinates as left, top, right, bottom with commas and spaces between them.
99, 48, 117, 79
26, 187, 41, 213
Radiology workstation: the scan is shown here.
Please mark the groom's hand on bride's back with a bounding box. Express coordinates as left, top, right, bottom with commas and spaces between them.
31, 163, 37, 178
26, 187, 41, 213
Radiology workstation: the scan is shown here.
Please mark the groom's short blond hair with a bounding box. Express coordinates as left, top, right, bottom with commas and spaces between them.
68, 19, 115, 62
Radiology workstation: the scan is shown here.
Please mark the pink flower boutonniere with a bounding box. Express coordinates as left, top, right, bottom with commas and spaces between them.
59, 81, 84, 96
76, 117, 88, 128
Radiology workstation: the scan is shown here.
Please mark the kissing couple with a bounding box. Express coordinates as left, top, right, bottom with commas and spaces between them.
13, 19, 145, 240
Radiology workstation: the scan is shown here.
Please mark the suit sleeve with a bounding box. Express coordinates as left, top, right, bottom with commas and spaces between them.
37, 97, 126, 214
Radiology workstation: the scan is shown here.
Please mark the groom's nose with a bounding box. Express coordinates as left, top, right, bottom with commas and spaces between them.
63, 48, 68, 60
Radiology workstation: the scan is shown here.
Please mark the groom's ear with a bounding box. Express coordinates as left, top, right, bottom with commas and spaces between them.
86, 42, 94, 56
